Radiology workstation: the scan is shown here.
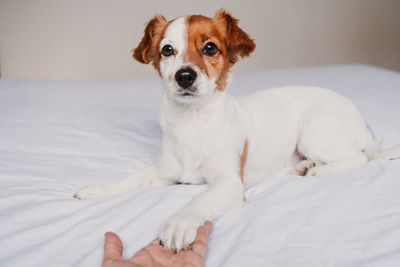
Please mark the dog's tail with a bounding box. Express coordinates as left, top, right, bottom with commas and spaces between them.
363, 128, 400, 160
365, 146, 400, 160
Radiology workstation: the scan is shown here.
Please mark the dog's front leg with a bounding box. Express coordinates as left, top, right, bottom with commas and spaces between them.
160, 154, 244, 251
74, 148, 179, 199
74, 165, 170, 199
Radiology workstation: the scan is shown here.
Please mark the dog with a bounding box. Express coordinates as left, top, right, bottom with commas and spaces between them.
75, 9, 400, 251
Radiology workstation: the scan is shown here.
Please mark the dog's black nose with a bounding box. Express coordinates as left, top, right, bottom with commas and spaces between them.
175, 68, 197, 89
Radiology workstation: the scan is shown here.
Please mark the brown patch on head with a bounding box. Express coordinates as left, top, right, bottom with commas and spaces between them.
184, 9, 255, 91
134, 10, 255, 89
133, 15, 169, 75
239, 139, 249, 182
185, 15, 228, 91
213, 9, 256, 66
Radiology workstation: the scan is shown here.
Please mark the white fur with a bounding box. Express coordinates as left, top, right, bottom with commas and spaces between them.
159, 16, 186, 99
75, 17, 400, 251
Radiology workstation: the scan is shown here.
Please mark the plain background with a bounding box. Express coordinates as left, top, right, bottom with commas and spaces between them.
0, 0, 400, 79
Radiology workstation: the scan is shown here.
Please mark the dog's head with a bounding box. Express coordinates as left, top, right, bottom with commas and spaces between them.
133, 9, 255, 104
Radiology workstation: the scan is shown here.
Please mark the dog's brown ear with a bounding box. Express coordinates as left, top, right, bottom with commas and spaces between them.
133, 15, 167, 64
214, 9, 256, 66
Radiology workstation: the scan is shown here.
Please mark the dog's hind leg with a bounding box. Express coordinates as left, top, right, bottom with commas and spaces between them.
295, 115, 370, 177
304, 153, 368, 176
294, 159, 322, 176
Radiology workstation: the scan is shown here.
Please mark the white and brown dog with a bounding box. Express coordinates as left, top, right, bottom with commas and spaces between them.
75, 9, 400, 251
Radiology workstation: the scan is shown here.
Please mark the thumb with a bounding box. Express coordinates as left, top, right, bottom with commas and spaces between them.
103, 232, 123, 260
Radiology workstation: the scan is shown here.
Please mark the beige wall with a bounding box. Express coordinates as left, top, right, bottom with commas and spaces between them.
1, 0, 399, 79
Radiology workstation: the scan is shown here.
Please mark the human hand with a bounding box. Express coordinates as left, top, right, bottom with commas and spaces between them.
102, 221, 213, 267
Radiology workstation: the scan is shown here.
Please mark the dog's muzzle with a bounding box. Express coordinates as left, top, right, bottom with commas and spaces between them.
175, 68, 197, 89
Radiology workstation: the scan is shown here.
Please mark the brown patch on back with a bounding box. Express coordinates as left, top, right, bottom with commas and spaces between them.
240, 140, 249, 202
239, 139, 249, 182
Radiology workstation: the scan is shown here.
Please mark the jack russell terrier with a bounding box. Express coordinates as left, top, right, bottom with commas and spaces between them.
75, 9, 400, 251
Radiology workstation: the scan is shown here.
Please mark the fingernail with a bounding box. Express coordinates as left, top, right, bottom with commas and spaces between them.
104, 231, 113, 237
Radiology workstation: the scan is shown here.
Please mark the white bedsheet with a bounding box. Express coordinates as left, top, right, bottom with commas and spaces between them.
1, 65, 400, 267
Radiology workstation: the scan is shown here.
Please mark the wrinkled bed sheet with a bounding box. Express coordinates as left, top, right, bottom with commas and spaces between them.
1, 65, 400, 267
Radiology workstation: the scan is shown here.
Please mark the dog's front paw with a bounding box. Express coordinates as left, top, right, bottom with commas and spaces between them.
160, 213, 203, 252
74, 184, 111, 200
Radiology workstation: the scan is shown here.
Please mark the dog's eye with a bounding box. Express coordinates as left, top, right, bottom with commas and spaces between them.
202, 42, 218, 56
161, 45, 174, 57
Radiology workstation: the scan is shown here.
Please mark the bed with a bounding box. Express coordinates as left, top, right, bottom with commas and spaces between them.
1, 65, 399, 266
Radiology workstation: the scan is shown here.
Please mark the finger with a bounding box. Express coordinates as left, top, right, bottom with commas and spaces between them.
103, 232, 123, 260
197, 221, 213, 240
142, 237, 163, 248
150, 238, 161, 246
203, 221, 213, 233
192, 221, 213, 258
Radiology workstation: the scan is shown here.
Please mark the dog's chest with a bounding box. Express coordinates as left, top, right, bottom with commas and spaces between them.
172, 120, 207, 158
164, 114, 224, 183
167, 129, 205, 183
